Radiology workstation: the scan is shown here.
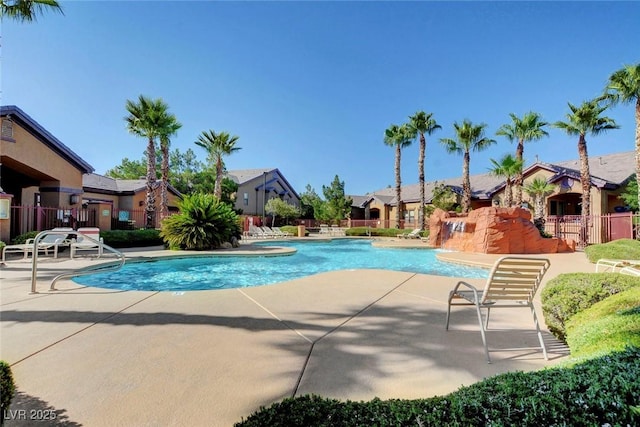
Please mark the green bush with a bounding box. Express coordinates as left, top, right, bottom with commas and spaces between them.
1, 361, 15, 424
584, 238, 640, 263
10, 231, 38, 245
0, 241, 5, 253
345, 227, 428, 238
236, 347, 640, 426
101, 229, 164, 248
280, 225, 307, 237
160, 193, 241, 250
541, 272, 640, 342
566, 287, 640, 359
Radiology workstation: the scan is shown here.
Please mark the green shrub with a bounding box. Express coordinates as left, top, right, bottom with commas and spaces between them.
10, 231, 38, 245
236, 347, 640, 426
541, 272, 640, 342
280, 225, 307, 237
1, 361, 15, 424
101, 229, 164, 248
566, 287, 640, 359
0, 241, 5, 253
345, 227, 428, 238
584, 238, 640, 263
160, 193, 241, 250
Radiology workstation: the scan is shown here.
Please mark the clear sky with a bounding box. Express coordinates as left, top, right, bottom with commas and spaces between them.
2, 1, 639, 196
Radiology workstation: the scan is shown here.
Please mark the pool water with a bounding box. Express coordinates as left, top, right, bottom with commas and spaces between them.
72, 239, 488, 291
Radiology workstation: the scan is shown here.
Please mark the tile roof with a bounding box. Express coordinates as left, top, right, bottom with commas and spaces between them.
225, 168, 274, 185
83, 173, 181, 195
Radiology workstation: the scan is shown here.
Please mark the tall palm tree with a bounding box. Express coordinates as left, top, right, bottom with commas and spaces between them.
384, 123, 413, 227
496, 112, 549, 206
440, 120, 496, 213
158, 114, 182, 219
604, 63, 640, 210
408, 111, 441, 230
0, 0, 62, 22
125, 95, 174, 228
553, 99, 618, 246
488, 154, 524, 207
195, 130, 241, 199
524, 177, 557, 233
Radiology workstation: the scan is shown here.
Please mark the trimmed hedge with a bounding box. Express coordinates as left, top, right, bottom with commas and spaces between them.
1, 361, 15, 424
235, 347, 640, 426
541, 272, 640, 342
101, 229, 164, 248
584, 238, 640, 263
566, 287, 640, 359
345, 227, 428, 238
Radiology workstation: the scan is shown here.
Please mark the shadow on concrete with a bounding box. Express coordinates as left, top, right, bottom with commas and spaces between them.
5, 390, 81, 426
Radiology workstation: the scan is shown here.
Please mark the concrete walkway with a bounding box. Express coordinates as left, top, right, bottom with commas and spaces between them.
0, 241, 595, 426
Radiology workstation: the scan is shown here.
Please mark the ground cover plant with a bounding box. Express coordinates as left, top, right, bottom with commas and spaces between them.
566, 287, 640, 359
584, 238, 640, 263
235, 347, 640, 426
1, 361, 15, 425
101, 229, 163, 248
345, 227, 428, 238
541, 272, 640, 341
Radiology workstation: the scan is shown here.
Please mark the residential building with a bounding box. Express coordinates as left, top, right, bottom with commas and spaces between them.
226, 168, 301, 217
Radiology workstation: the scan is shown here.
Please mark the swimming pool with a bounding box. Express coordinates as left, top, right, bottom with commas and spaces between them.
72, 239, 488, 291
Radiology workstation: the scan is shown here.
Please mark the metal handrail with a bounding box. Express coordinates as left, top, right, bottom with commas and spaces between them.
29, 230, 125, 293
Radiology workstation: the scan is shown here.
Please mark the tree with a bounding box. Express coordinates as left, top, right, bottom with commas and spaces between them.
408, 111, 441, 230
488, 154, 524, 207
553, 99, 618, 246
106, 157, 149, 179
496, 112, 549, 205
322, 175, 353, 223
169, 148, 206, 194
384, 123, 413, 227
125, 95, 176, 228
1, 0, 62, 22
524, 177, 557, 233
158, 114, 182, 220
424, 182, 458, 219
605, 63, 640, 211
299, 184, 322, 219
440, 120, 496, 213
619, 174, 639, 212
195, 130, 241, 199
265, 198, 300, 226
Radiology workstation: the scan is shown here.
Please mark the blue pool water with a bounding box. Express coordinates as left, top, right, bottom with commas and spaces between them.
73, 239, 488, 291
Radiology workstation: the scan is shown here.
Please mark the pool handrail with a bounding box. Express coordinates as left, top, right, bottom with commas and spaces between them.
28, 229, 126, 293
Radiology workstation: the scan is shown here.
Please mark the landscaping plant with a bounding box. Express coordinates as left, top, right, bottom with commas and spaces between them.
0, 361, 15, 425
160, 193, 241, 250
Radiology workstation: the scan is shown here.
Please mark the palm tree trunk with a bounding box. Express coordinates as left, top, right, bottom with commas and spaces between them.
395, 144, 402, 227
462, 151, 471, 214
145, 136, 157, 228
505, 179, 513, 207
514, 138, 524, 206
578, 134, 591, 247
535, 195, 545, 221
635, 99, 640, 213
215, 157, 223, 199
160, 142, 169, 220
418, 132, 426, 230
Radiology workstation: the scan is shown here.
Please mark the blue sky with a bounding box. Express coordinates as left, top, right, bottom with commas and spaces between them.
2, 1, 639, 196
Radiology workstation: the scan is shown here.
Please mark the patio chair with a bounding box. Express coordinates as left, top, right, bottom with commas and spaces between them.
272, 227, 292, 237
445, 256, 551, 363
595, 258, 640, 273
397, 228, 421, 239
70, 227, 104, 259
2, 228, 73, 261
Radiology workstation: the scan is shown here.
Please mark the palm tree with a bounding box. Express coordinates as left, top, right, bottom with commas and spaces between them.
158, 114, 182, 219
524, 177, 557, 233
1, 0, 62, 22
384, 123, 413, 227
553, 99, 619, 246
440, 120, 496, 213
604, 63, 640, 210
408, 111, 441, 230
496, 112, 549, 206
195, 130, 241, 199
488, 154, 524, 207
125, 95, 174, 228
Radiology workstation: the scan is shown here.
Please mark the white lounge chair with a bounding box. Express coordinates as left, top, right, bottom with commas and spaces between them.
2, 228, 73, 261
397, 228, 421, 239
70, 227, 104, 259
445, 256, 551, 363
271, 227, 292, 237
595, 258, 640, 273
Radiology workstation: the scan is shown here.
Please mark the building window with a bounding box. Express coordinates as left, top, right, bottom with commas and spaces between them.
243, 193, 249, 206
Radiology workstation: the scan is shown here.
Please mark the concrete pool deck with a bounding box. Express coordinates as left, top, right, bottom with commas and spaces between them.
1, 238, 595, 426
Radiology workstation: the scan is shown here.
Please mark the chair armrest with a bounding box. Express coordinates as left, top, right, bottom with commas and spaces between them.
450, 280, 482, 303
25, 238, 35, 244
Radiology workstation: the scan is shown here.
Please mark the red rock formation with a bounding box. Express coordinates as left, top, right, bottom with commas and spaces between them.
429, 207, 574, 254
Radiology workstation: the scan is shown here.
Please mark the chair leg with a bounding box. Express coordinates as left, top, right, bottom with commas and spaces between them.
485, 307, 491, 330
445, 294, 453, 330
530, 305, 548, 360
475, 303, 491, 363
